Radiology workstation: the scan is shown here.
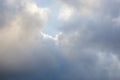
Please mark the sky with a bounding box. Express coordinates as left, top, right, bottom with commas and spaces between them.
0, 0, 120, 80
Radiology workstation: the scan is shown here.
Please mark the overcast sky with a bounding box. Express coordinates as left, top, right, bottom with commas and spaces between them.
0, 0, 120, 80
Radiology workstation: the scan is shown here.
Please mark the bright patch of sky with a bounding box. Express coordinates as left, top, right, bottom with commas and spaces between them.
36, 0, 63, 36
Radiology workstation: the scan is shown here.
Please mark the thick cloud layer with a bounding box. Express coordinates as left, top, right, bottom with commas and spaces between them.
1, 0, 120, 80
0, 0, 59, 76
58, 0, 120, 54
57, 0, 120, 79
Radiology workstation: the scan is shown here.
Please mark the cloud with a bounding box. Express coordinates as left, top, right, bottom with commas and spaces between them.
56, 0, 120, 79
57, 0, 120, 54
58, 4, 74, 21
1, 0, 120, 80
0, 0, 54, 74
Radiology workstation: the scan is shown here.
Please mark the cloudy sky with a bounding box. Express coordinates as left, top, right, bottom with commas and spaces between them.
0, 0, 120, 80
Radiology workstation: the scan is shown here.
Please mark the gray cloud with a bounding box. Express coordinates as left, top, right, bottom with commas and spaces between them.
58, 0, 120, 53
1, 0, 120, 80
56, 0, 120, 79
0, 0, 60, 76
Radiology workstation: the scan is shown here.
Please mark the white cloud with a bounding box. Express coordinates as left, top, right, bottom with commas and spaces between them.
0, 0, 51, 71
58, 5, 74, 21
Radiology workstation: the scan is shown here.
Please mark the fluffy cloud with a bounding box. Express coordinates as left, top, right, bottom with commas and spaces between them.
1, 0, 120, 80
0, 0, 57, 75
56, 0, 120, 79
58, 4, 74, 21
58, 0, 120, 53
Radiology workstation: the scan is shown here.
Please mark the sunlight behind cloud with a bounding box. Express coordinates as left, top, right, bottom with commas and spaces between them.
58, 5, 74, 21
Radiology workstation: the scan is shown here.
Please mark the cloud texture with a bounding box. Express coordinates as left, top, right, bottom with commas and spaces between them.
1, 0, 120, 80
